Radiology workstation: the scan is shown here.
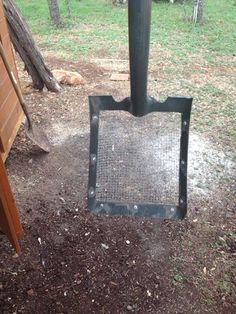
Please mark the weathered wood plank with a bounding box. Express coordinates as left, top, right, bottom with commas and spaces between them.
0, 0, 23, 159
0, 154, 23, 254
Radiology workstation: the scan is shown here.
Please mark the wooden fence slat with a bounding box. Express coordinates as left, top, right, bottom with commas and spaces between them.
0, 89, 18, 127
0, 156, 23, 254
0, 0, 23, 160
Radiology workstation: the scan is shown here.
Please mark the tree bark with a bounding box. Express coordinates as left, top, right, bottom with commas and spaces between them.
3, 0, 61, 92
47, 0, 61, 27
192, 0, 204, 23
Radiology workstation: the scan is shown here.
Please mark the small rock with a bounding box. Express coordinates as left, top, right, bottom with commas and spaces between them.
27, 288, 34, 296
41, 257, 46, 268
110, 281, 118, 286
101, 243, 109, 250
127, 305, 133, 311
59, 197, 66, 204
219, 236, 226, 242
126, 240, 130, 245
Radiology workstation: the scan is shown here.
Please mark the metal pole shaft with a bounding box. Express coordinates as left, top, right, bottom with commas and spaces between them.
128, 0, 152, 116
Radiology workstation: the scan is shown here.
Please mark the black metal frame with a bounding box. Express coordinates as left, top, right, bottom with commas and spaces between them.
88, 95, 192, 219
88, 0, 192, 219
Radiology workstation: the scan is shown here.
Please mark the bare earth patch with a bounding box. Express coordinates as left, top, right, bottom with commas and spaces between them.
0, 57, 235, 313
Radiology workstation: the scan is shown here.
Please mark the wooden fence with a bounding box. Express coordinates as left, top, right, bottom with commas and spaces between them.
0, 0, 23, 161
0, 0, 23, 253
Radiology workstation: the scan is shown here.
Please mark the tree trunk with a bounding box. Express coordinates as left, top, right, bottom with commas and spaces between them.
47, 0, 61, 27
192, 0, 204, 23
3, 0, 61, 92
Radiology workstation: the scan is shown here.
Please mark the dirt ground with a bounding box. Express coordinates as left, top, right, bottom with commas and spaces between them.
0, 57, 235, 314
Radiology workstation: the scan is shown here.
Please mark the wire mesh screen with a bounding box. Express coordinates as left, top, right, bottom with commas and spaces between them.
96, 111, 181, 205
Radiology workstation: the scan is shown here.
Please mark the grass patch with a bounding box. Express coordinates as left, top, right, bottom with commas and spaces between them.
217, 277, 232, 296
15, 0, 236, 60
173, 273, 184, 285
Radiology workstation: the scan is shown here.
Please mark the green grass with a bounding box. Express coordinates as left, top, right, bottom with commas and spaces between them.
173, 273, 184, 285
15, 0, 236, 59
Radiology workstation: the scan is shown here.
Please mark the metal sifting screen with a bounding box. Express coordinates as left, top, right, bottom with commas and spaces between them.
96, 111, 181, 205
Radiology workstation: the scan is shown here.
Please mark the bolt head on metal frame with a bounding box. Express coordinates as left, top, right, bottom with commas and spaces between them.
88, 187, 95, 197
92, 115, 98, 123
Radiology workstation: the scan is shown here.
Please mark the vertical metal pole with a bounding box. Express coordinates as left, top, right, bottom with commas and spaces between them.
179, 110, 191, 217
128, 0, 152, 116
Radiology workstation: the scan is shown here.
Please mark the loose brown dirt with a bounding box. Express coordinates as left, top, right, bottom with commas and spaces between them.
0, 57, 235, 314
